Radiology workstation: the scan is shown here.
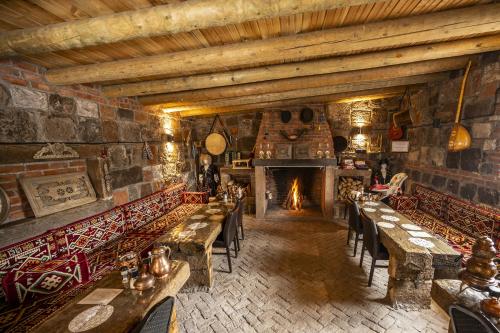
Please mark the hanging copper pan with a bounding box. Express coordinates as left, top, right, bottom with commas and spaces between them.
448, 61, 472, 152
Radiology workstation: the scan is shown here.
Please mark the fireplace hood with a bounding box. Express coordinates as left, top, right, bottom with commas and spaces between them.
254, 159, 337, 168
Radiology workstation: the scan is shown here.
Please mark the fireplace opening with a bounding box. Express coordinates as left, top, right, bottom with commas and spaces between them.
265, 167, 323, 218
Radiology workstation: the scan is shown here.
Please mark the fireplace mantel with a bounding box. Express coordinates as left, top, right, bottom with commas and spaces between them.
253, 159, 337, 168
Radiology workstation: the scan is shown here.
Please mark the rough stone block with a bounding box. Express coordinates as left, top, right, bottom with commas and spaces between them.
78, 117, 102, 143
483, 139, 496, 151
41, 116, 77, 141
9, 86, 47, 110
446, 152, 460, 169
477, 187, 498, 206
459, 148, 482, 172
108, 145, 129, 169
102, 120, 119, 142
431, 175, 446, 189
429, 147, 445, 167
118, 121, 141, 142
0, 108, 42, 143
0, 84, 11, 107
471, 122, 492, 139
463, 98, 495, 119
117, 108, 134, 121
110, 166, 143, 189
446, 179, 459, 194
48, 93, 75, 116
76, 98, 99, 118
459, 183, 477, 201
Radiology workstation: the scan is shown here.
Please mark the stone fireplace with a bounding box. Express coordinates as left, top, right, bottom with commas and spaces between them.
253, 106, 336, 219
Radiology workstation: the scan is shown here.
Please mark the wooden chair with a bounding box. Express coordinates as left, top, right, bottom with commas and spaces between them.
236, 196, 246, 241
132, 296, 174, 333
213, 206, 239, 273
346, 198, 363, 257
359, 211, 389, 287
449, 304, 499, 333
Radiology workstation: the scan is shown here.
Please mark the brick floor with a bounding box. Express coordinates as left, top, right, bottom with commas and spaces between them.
176, 215, 449, 333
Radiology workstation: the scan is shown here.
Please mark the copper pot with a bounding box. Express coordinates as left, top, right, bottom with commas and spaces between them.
134, 264, 155, 291
149, 244, 171, 279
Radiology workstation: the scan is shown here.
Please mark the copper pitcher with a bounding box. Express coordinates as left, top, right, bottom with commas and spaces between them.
149, 244, 171, 278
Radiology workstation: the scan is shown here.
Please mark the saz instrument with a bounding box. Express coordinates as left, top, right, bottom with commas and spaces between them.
448, 60, 472, 152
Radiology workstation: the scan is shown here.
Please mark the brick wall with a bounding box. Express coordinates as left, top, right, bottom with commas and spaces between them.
0, 59, 193, 225
397, 51, 499, 207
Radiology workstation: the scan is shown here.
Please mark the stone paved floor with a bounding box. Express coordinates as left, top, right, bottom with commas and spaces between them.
176, 215, 449, 333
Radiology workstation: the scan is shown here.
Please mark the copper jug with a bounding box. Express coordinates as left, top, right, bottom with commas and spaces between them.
149, 244, 171, 278
134, 263, 155, 291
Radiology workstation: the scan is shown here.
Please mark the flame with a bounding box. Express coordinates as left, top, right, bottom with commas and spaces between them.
291, 178, 301, 211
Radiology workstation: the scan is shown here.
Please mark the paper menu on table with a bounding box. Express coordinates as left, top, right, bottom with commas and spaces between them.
407, 231, 433, 238
78, 288, 123, 305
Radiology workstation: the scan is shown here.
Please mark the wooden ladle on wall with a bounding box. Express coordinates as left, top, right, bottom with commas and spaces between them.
448, 60, 472, 152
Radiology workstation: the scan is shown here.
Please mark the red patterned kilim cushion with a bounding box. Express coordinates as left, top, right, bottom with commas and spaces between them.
161, 183, 186, 213
124, 191, 166, 231
52, 207, 126, 256
445, 196, 499, 241
2, 252, 90, 305
413, 184, 448, 219
389, 195, 418, 212
183, 191, 209, 204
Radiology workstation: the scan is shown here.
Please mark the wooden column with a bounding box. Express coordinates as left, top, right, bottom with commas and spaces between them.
322, 166, 335, 219
255, 166, 267, 219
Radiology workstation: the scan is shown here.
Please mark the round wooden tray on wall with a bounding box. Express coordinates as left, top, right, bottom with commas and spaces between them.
205, 132, 226, 155
0, 186, 10, 224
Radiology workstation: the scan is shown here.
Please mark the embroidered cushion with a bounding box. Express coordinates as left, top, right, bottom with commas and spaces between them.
183, 191, 209, 204
161, 183, 186, 213
2, 252, 90, 304
389, 195, 418, 212
52, 207, 126, 256
414, 184, 448, 219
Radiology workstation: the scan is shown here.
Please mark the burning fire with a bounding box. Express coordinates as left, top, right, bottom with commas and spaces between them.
290, 178, 303, 211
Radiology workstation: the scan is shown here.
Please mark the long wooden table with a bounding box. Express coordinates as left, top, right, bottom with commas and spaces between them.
357, 200, 461, 309
156, 201, 235, 291
32, 260, 190, 333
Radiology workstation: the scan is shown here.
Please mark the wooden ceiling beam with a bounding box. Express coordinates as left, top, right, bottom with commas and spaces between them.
45, 4, 500, 85
138, 56, 468, 104
104, 35, 500, 98
0, 0, 380, 57
155, 72, 448, 111
176, 87, 408, 118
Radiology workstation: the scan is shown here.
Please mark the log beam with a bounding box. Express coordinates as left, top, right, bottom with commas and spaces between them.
175, 87, 408, 118
0, 0, 379, 57
46, 4, 500, 85
103, 35, 500, 97
137, 57, 468, 104
141, 72, 449, 108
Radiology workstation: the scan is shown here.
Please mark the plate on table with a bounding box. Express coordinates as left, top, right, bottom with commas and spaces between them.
206, 208, 221, 214
209, 214, 225, 221
188, 222, 208, 230
409, 237, 435, 248
381, 215, 400, 222
364, 201, 380, 207
68, 305, 114, 332
178, 230, 196, 238
401, 224, 421, 231
407, 231, 432, 238
208, 202, 220, 207
380, 208, 395, 213
190, 215, 206, 220
363, 207, 376, 213
377, 222, 395, 229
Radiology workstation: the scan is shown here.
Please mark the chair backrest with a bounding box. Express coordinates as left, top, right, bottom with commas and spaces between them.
237, 196, 246, 224
387, 173, 408, 192
348, 200, 362, 233
132, 296, 174, 333
223, 207, 239, 247
359, 211, 380, 258
449, 304, 499, 333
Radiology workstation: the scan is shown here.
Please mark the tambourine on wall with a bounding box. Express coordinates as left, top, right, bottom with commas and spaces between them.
204, 115, 231, 156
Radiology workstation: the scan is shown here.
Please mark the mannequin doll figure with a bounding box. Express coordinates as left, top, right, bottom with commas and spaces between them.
198, 154, 220, 196
372, 158, 392, 185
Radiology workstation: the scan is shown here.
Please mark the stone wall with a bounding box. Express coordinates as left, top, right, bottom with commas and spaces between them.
0, 59, 193, 225
399, 51, 499, 207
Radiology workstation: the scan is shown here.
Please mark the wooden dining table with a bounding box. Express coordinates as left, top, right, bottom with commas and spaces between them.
156, 200, 235, 291
356, 200, 461, 309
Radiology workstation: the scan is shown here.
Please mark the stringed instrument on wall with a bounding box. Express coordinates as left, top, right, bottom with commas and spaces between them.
448, 60, 472, 152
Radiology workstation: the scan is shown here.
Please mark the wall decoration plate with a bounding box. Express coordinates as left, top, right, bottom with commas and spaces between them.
20, 172, 97, 217
0, 186, 10, 224
377, 222, 395, 229
401, 224, 421, 231
381, 215, 400, 222
275, 144, 293, 159
293, 143, 310, 159
408, 237, 435, 248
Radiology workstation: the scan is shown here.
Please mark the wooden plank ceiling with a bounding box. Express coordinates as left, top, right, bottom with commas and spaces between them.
0, 0, 497, 117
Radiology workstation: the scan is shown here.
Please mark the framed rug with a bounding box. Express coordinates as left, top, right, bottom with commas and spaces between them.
20, 172, 97, 217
